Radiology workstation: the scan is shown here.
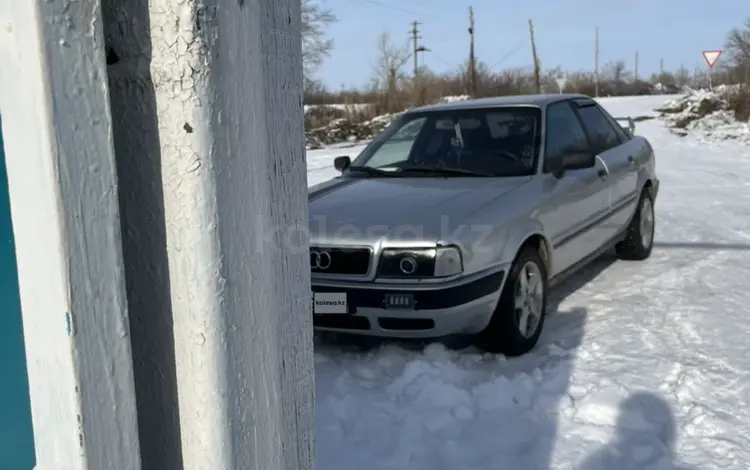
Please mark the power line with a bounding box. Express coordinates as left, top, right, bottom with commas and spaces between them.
488, 40, 525, 70
426, 50, 456, 70
356, 0, 433, 17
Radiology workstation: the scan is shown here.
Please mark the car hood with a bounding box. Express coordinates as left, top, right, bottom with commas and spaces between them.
308, 176, 529, 245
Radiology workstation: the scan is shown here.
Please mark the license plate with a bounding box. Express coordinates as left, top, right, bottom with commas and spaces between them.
312, 292, 348, 314
384, 293, 414, 310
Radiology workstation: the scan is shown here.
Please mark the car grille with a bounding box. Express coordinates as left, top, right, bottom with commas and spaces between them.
310, 246, 371, 276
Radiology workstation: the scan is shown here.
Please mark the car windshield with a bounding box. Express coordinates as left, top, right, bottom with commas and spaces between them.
349, 106, 541, 177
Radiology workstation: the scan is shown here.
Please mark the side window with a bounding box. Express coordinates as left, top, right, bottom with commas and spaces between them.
366, 117, 427, 168
575, 105, 622, 153
544, 102, 589, 173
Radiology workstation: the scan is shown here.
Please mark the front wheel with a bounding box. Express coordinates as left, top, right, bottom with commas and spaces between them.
615, 187, 655, 261
477, 247, 548, 356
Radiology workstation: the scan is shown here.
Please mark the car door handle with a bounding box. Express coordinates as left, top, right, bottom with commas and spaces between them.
597, 168, 608, 178
627, 155, 635, 164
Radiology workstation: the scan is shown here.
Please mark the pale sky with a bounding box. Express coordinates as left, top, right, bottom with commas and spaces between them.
315, 0, 745, 88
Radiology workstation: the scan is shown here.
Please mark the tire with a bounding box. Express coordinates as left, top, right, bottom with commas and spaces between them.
615, 187, 655, 261
477, 246, 548, 356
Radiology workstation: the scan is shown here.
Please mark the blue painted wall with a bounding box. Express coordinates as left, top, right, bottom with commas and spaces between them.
0, 120, 36, 469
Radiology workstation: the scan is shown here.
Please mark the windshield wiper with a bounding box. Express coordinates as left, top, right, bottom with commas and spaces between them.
345, 165, 399, 177
399, 166, 493, 177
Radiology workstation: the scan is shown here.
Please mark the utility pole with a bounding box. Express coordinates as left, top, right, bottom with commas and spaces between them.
529, 19, 541, 94
634, 50, 639, 82
660, 58, 664, 74
411, 20, 421, 79
468, 7, 478, 95
409, 20, 428, 104
2, 0, 315, 470
594, 26, 600, 97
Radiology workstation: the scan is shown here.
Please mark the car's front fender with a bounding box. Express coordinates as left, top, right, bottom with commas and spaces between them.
497, 218, 552, 268
446, 216, 552, 276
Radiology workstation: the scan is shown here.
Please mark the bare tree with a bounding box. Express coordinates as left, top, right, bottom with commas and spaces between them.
674, 66, 691, 87
602, 61, 630, 83
302, 0, 337, 79
456, 59, 494, 95
651, 71, 676, 87
371, 32, 410, 110
725, 17, 750, 81
599, 61, 630, 95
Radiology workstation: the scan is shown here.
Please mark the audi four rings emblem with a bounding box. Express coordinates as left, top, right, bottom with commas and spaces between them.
399, 256, 418, 274
311, 250, 332, 270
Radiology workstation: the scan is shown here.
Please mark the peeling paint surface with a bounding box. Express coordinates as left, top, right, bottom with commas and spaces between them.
0, 0, 142, 467
119, 0, 316, 468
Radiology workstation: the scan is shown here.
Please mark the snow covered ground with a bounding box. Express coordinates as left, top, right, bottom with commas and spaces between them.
309, 95, 750, 470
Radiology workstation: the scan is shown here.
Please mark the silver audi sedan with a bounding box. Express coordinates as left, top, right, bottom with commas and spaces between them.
309, 94, 659, 356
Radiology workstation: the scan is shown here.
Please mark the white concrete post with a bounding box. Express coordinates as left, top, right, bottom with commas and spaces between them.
103, 0, 315, 469
0, 0, 142, 469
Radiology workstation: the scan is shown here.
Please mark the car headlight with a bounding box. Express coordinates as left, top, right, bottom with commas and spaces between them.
377, 246, 463, 278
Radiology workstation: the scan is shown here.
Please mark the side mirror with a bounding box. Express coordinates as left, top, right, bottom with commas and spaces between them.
333, 156, 351, 172
562, 151, 595, 171
552, 151, 595, 178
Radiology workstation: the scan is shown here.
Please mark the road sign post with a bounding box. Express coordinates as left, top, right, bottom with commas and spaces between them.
555, 76, 568, 94
701, 50, 722, 91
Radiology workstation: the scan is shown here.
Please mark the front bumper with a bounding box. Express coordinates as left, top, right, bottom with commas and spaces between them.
311, 269, 506, 338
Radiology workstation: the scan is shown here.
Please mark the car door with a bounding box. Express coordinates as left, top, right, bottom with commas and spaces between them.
572, 100, 638, 240
538, 101, 611, 276
601, 106, 641, 222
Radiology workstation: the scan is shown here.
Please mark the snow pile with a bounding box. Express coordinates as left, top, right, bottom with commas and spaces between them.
655, 89, 750, 144
305, 105, 350, 126
304, 103, 374, 115
305, 95, 473, 149
651, 82, 686, 95
708, 83, 744, 96
306, 112, 399, 150
438, 94, 471, 103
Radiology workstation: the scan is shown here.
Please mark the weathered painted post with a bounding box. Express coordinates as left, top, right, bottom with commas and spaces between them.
102, 0, 316, 465
0, 0, 142, 469
2, 0, 314, 466
0, 123, 36, 469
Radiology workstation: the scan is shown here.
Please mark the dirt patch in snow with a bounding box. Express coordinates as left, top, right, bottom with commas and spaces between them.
655, 88, 750, 144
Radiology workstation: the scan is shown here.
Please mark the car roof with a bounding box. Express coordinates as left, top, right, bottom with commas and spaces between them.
407, 93, 592, 114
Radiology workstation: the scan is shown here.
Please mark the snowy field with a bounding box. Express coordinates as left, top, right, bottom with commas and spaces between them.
309, 95, 750, 470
